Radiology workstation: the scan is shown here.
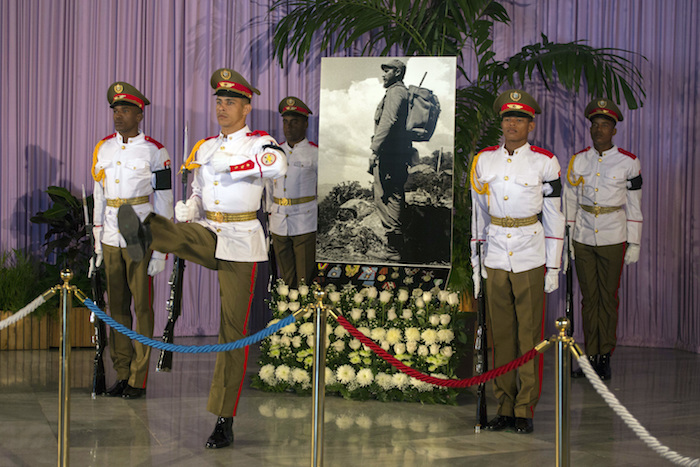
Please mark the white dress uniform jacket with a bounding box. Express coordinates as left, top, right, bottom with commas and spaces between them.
93, 132, 173, 260
564, 145, 643, 246
267, 138, 318, 236
471, 143, 565, 273
188, 126, 287, 262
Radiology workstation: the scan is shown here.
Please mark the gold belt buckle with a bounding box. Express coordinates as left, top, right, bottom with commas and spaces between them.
214, 212, 224, 223
503, 216, 516, 228
279, 198, 290, 206
115, 197, 124, 207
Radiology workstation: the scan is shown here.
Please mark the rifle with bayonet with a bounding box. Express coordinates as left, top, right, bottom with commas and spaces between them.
83, 185, 107, 398
156, 124, 189, 372
474, 240, 488, 431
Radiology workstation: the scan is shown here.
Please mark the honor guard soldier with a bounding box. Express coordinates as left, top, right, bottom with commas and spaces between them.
266, 96, 318, 288
116, 68, 287, 449
470, 89, 565, 434
91, 82, 173, 399
564, 98, 642, 380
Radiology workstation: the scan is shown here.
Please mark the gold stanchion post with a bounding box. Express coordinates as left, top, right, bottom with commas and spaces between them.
58, 269, 74, 467
310, 288, 327, 467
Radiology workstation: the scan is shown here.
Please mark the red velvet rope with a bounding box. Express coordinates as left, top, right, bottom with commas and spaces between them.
335, 315, 541, 388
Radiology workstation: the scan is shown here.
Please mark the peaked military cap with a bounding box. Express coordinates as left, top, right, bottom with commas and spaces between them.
381, 59, 406, 74
493, 89, 541, 117
279, 96, 312, 117
210, 68, 260, 99
107, 82, 150, 109
585, 98, 623, 122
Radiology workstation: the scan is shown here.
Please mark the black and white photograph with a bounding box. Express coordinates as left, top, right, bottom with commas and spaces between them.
316, 56, 456, 267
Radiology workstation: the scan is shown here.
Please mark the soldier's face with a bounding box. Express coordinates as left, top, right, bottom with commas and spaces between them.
589, 116, 616, 148
382, 67, 401, 88
216, 96, 251, 132
282, 115, 308, 145
501, 115, 535, 145
112, 104, 142, 136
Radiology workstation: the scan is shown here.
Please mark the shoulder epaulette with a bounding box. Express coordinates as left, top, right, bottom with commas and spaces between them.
100, 133, 117, 143
309, 141, 318, 147
618, 148, 637, 159
531, 146, 555, 158
144, 136, 164, 149
247, 130, 270, 137
182, 136, 217, 171
477, 145, 499, 153
575, 146, 591, 155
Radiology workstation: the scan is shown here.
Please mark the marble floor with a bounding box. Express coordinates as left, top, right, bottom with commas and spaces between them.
1, 340, 699, 467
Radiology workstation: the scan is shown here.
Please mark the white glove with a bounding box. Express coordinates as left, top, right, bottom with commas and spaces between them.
472, 264, 487, 297
87, 253, 103, 278
211, 154, 233, 173
569, 231, 575, 261
624, 243, 640, 265
93, 226, 103, 254
175, 199, 197, 222
544, 268, 560, 293
147, 257, 166, 276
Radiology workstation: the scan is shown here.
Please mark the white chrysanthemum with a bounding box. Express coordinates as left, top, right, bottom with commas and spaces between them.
306, 336, 315, 348
298, 285, 309, 296
334, 326, 348, 338
366, 308, 376, 319
328, 291, 341, 302
415, 297, 425, 308
353, 293, 364, 304
375, 372, 394, 390
325, 367, 337, 385
356, 368, 374, 387
405, 327, 420, 341
299, 322, 315, 336
350, 308, 362, 321
280, 336, 291, 347
267, 318, 280, 327
357, 326, 371, 338
275, 365, 291, 382
370, 327, 386, 341
288, 301, 301, 312
438, 329, 454, 343
438, 290, 449, 302
259, 364, 276, 385
397, 289, 409, 302
440, 314, 451, 326
331, 340, 345, 353
447, 292, 460, 306
366, 287, 378, 299
292, 368, 310, 385
441, 346, 453, 357
418, 345, 429, 356
422, 291, 432, 303
406, 340, 418, 354
277, 284, 289, 296
289, 289, 299, 301
394, 343, 406, 355
410, 377, 432, 392
392, 372, 409, 389
349, 353, 361, 364
379, 290, 392, 303
421, 329, 438, 345
349, 339, 362, 350
281, 322, 297, 335
277, 301, 289, 313
430, 344, 440, 355
385, 328, 402, 345
291, 336, 302, 348
336, 365, 356, 384
387, 309, 397, 321
270, 335, 280, 346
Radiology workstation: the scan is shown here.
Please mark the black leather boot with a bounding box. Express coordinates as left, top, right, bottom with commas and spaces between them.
598, 352, 612, 380
572, 354, 598, 378
205, 417, 234, 449
117, 204, 152, 262
103, 379, 128, 397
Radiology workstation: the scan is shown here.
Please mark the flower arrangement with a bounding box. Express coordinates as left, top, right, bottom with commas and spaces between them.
252, 280, 471, 404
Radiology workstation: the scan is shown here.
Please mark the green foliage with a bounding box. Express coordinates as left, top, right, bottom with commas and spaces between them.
269, 0, 646, 293
0, 250, 43, 312
317, 181, 372, 235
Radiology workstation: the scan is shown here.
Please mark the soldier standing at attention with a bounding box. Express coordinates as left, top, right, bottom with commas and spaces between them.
565, 98, 642, 380
117, 68, 287, 449
91, 82, 173, 399
470, 89, 565, 434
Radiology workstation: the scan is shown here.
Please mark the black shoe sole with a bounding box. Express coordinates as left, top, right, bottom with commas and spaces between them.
117, 205, 146, 262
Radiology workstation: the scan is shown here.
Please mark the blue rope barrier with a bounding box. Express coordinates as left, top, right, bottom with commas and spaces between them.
82, 298, 296, 353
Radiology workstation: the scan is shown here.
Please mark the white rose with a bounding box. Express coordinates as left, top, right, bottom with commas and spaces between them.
366, 287, 378, 299
438, 329, 454, 343
325, 367, 337, 385
349, 338, 362, 350
299, 285, 310, 296
397, 289, 409, 302
288, 301, 301, 312
292, 336, 302, 348
281, 322, 297, 335
280, 336, 292, 347
366, 308, 376, 320
422, 291, 432, 303
438, 290, 449, 302
277, 284, 289, 296
429, 315, 440, 326
447, 292, 460, 306
289, 290, 299, 301
328, 291, 341, 303
350, 308, 362, 321
353, 293, 364, 304
402, 308, 412, 319
357, 326, 371, 337
387, 309, 397, 321
441, 346, 453, 357
415, 298, 425, 308
370, 328, 386, 341
394, 343, 406, 355
440, 314, 451, 326
406, 341, 418, 354
331, 340, 345, 352
334, 326, 348, 338
299, 322, 315, 336
430, 344, 440, 355
379, 290, 392, 303
418, 345, 429, 356
277, 301, 289, 313
381, 340, 391, 351
306, 336, 314, 347
412, 288, 423, 297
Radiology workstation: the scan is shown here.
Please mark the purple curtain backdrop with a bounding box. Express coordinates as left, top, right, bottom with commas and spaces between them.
1, 1, 698, 352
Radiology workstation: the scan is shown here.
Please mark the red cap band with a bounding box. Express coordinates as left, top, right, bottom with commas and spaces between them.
588, 107, 620, 121
113, 93, 145, 109
216, 81, 253, 99
500, 102, 536, 116
282, 105, 310, 116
